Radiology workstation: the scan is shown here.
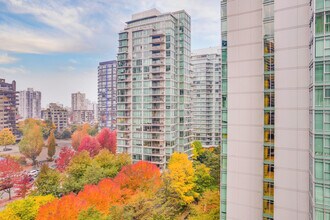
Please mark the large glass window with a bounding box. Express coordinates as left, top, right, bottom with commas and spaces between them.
316, 38, 324, 57
316, 14, 324, 35
316, 111, 324, 131
315, 161, 324, 179
316, 0, 324, 11
316, 88, 324, 106
316, 62, 324, 83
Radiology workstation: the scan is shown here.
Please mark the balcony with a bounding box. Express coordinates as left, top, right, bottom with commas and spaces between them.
151, 45, 165, 51
151, 31, 165, 37
151, 53, 165, 59
150, 38, 165, 44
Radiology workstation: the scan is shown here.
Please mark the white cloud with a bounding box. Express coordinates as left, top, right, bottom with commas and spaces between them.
0, 0, 220, 54
0, 66, 27, 75
0, 53, 18, 64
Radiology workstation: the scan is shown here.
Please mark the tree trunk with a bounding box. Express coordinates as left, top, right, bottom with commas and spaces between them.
8, 188, 11, 200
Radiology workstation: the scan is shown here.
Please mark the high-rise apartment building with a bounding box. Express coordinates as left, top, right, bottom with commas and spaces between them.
41, 103, 68, 132
0, 79, 17, 134
71, 92, 87, 111
191, 47, 221, 147
220, 0, 311, 219
116, 9, 193, 168
98, 60, 117, 130
18, 88, 41, 119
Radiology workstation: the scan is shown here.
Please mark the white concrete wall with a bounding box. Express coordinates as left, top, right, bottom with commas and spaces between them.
274, 1, 310, 219
227, 0, 264, 219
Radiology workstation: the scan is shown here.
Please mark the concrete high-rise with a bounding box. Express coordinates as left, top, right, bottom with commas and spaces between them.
18, 88, 41, 119
98, 60, 117, 130
220, 0, 311, 219
191, 47, 221, 147
41, 103, 68, 132
71, 92, 87, 111
0, 79, 17, 134
116, 9, 193, 169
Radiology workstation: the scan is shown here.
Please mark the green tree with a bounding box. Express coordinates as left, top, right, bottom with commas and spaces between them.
0, 128, 16, 151
189, 190, 220, 220
47, 130, 56, 160
18, 122, 44, 165
34, 165, 61, 197
191, 140, 204, 160
78, 208, 105, 220
62, 151, 93, 194
197, 147, 220, 188
193, 162, 213, 194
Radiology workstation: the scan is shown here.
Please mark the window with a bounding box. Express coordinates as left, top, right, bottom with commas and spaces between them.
317, 0, 324, 10
316, 62, 324, 83
326, 38, 330, 56
325, 87, 330, 98
316, 14, 324, 35
315, 136, 323, 155
316, 185, 324, 204
316, 38, 324, 57
316, 87, 324, 106
325, 113, 330, 131
316, 111, 324, 131
315, 161, 324, 179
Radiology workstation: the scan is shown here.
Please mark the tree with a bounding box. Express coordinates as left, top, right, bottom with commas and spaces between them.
36, 194, 88, 220
78, 136, 101, 157
0, 195, 55, 220
0, 158, 22, 200
114, 161, 162, 193
15, 173, 33, 198
168, 152, 197, 205
62, 151, 93, 194
0, 128, 16, 151
197, 147, 220, 187
78, 208, 105, 220
47, 130, 56, 160
34, 165, 61, 197
97, 128, 117, 154
189, 190, 220, 220
56, 146, 75, 172
193, 162, 213, 194
71, 124, 90, 150
19, 122, 44, 165
191, 140, 204, 160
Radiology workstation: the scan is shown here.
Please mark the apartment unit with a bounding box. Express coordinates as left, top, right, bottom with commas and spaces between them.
18, 88, 41, 119
98, 60, 117, 130
116, 9, 193, 168
71, 110, 94, 124
0, 79, 17, 134
191, 47, 221, 147
220, 0, 311, 219
41, 103, 68, 132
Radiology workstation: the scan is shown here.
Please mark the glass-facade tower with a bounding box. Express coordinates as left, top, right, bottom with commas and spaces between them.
116, 9, 193, 169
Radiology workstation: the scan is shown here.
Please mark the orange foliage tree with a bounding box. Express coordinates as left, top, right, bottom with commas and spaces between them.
36, 194, 88, 220
97, 128, 117, 154
36, 161, 162, 217
71, 124, 90, 150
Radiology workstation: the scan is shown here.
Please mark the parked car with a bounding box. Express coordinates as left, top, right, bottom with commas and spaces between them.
28, 169, 39, 177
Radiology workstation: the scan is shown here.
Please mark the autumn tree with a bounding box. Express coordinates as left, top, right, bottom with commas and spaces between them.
97, 128, 117, 154
168, 152, 197, 205
47, 130, 56, 160
15, 173, 32, 198
189, 190, 220, 220
0, 195, 55, 220
0, 128, 16, 151
196, 147, 220, 187
193, 162, 213, 194
62, 151, 93, 193
19, 121, 44, 165
56, 146, 75, 172
34, 164, 61, 197
0, 158, 22, 200
77, 136, 101, 157
78, 208, 105, 220
191, 140, 204, 160
36, 194, 88, 220
71, 124, 90, 150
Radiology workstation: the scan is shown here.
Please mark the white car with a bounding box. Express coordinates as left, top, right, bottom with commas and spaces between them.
28, 169, 39, 177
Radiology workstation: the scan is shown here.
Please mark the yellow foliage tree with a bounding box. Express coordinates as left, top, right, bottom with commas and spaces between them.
0, 195, 55, 220
0, 128, 16, 151
168, 152, 197, 204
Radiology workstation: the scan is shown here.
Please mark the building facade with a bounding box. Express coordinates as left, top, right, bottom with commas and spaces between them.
221, 0, 310, 219
98, 60, 117, 130
0, 79, 17, 134
41, 103, 68, 132
71, 92, 87, 111
18, 88, 41, 119
116, 9, 193, 169
71, 110, 94, 125
191, 47, 221, 147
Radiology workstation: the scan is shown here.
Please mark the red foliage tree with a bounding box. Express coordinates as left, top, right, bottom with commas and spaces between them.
0, 158, 22, 200
15, 173, 32, 198
37, 194, 88, 220
56, 146, 75, 172
97, 128, 117, 154
77, 136, 101, 157
114, 161, 162, 193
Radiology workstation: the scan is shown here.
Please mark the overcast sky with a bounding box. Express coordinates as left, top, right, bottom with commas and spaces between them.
0, 0, 220, 107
